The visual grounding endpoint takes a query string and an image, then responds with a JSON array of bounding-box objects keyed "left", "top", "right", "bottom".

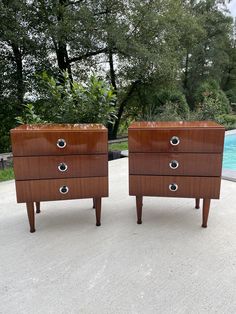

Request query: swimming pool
[
  {"left": 222, "top": 130, "right": 236, "bottom": 181},
  {"left": 223, "top": 132, "right": 236, "bottom": 170}
]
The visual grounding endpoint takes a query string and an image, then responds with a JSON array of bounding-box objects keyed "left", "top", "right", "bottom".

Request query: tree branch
[
  {"left": 68, "top": 48, "right": 108, "bottom": 63},
  {"left": 64, "top": 0, "right": 84, "bottom": 7}
]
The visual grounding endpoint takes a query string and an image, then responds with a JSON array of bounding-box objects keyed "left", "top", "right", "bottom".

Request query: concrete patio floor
[{"left": 1, "top": 157, "right": 236, "bottom": 314}]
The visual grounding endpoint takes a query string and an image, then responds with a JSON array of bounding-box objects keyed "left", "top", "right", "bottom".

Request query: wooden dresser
[
  {"left": 128, "top": 121, "right": 225, "bottom": 228},
  {"left": 11, "top": 124, "right": 108, "bottom": 232}
]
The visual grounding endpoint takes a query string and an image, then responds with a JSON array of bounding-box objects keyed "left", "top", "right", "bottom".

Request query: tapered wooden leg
[
  {"left": 202, "top": 198, "right": 211, "bottom": 228},
  {"left": 95, "top": 197, "right": 101, "bottom": 226},
  {"left": 136, "top": 196, "right": 143, "bottom": 224},
  {"left": 35, "top": 202, "right": 40, "bottom": 213},
  {"left": 195, "top": 198, "right": 200, "bottom": 209},
  {"left": 93, "top": 198, "right": 96, "bottom": 209},
  {"left": 26, "top": 202, "right": 35, "bottom": 233}
]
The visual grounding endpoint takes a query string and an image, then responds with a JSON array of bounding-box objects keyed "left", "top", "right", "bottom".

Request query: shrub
[
  {"left": 139, "top": 89, "right": 190, "bottom": 121},
  {"left": 0, "top": 99, "right": 18, "bottom": 153},
  {"left": 155, "top": 89, "right": 190, "bottom": 118},
  {"left": 196, "top": 96, "right": 226, "bottom": 120},
  {"left": 194, "top": 80, "right": 231, "bottom": 116},
  {"left": 38, "top": 71, "right": 117, "bottom": 125},
  {"left": 216, "top": 114, "right": 236, "bottom": 130},
  {"left": 225, "top": 89, "right": 236, "bottom": 104},
  {"left": 16, "top": 104, "right": 47, "bottom": 124},
  {"left": 158, "top": 101, "right": 182, "bottom": 121}
]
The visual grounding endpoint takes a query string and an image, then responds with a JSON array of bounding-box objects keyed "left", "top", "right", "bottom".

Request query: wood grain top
[
  {"left": 129, "top": 121, "right": 224, "bottom": 129},
  {"left": 11, "top": 124, "right": 107, "bottom": 132}
]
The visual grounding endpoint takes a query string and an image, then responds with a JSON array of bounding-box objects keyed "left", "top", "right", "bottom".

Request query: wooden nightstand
[
  {"left": 11, "top": 124, "right": 108, "bottom": 232},
  {"left": 128, "top": 121, "right": 225, "bottom": 228}
]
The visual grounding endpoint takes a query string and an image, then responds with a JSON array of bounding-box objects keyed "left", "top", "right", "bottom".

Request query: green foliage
[
  {"left": 117, "top": 117, "right": 132, "bottom": 136},
  {"left": 16, "top": 104, "right": 47, "bottom": 125},
  {"left": 109, "top": 141, "right": 128, "bottom": 151},
  {"left": 158, "top": 102, "right": 183, "bottom": 121},
  {"left": 155, "top": 90, "right": 190, "bottom": 118},
  {"left": 0, "top": 99, "right": 18, "bottom": 153},
  {"left": 39, "top": 71, "right": 117, "bottom": 125},
  {"left": 196, "top": 96, "right": 226, "bottom": 120},
  {"left": 1, "top": 0, "right": 236, "bottom": 143},
  {"left": 0, "top": 167, "right": 14, "bottom": 182},
  {"left": 183, "top": 0, "right": 233, "bottom": 106},
  {"left": 137, "top": 88, "right": 190, "bottom": 121},
  {"left": 216, "top": 114, "right": 236, "bottom": 130},
  {"left": 225, "top": 89, "right": 236, "bottom": 104},
  {"left": 194, "top": 80, "right": 231, "bottom": 118}
]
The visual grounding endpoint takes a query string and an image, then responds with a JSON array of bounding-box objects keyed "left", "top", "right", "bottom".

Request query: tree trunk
[
  {"left": 107, "top": 48, "right": 117, "bottom": 139},
  {"left": 183, "top": 52, "right": 189, "bottom": 90},
  {"left": 55, "top": 0, "right": 73, "bottom": 83},
  {"left": 55, "top": 41, "right": 73, "bottom": 82},
  {"left": 108, "top": 49, "right": 117, "bottom": 92},
  {"left": 11, "top": 42, "right": 24, "bottom": 107},
  {"left": 111, "top": 80, "right": 140, "bottom": 139}
]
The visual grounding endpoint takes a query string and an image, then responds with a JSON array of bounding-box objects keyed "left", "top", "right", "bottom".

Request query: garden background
[{"left": 1, "top": 0, "right": 236, "bottom": 153}]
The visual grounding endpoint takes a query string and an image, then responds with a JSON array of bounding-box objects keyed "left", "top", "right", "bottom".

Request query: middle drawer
[
  {"left": 14, "top": 154, "right": 108, "bottom": 180},
  {"left": 129, "top": 152, "right": 222, "bottom": 177}
]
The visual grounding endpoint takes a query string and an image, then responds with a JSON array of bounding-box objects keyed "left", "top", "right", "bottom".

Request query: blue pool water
[{"left": 223, "top": 133, "right": 236, "bottom": 170}]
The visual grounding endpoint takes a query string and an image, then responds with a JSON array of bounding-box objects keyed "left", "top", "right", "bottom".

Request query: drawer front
[
  {"left": 128, "top": 128, "right": 225, "bottom": 153},
  {"left": 129, "top": 153, "right": 222, "bottom": 177},
  {"left": 11, "top": 131, "right": 108, "bottom": 156},
  {"left": 13, "top": 155, "right": 108, "bottom": 180},
  {"left": 129, "top": 175, "right": 221, "bottom": 199},
  {"left": 15, "top": 177, "right": 108, "bottom": 202}
]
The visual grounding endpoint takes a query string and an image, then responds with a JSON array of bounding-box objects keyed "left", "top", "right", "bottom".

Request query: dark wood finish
[
  {"left": 13, "top": 154, "right": 108, "bottom": 180},
  {"left": 26, "top": 202, "right": 35, "bottom": 233},
  {"left": 35, "top": 202, "right": 40, "bottom": 213},
  {"left": 95, "top": 197, "right": 101, "bottom": 226},
  {"left": 202, "top": 199, "right": 211, "bottom": 228},
  {"left": 195, "top": 198, "right": 200, "bottom": 209},
  {"left": 129, "top": 175, "right": 221, "bottom": 199},
  {"left": 10, "top": 124, "right": 108, "bottom": 156},
  {"left": 11, "top": 124, "right": 108, "bottom": 232},
  {"left": 129, "top": 153, "right": 222, "bottom": 177},
  {"left": 93, "top": 198, "right": 96, "bottom": 209},
  {"left": 128, "top": 121, "right": 224, "bottom": 227},
  {"left": 136, "top": 196, "right": 143, "bottom": 224}
]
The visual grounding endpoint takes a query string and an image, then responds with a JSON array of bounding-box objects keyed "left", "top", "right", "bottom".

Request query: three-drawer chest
[
  {"left": 11, "top": 124, "right": 108, "bottom": 232},
  {"left": 128, "top": 121, "right": 225, "bottom": 228}
]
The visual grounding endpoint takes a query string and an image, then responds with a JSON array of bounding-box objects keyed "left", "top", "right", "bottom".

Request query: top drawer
[
  {"left": 11, "top": 124, "right": 108, "bottom": 156},
  {"left": 128, "top": 124, "right": 225, "bottom": 153}
]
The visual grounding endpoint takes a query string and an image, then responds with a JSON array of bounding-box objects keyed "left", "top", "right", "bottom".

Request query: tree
[
  {"left": 180, "top": 0, "right": 233, "bottom": 107},
  {"left": 1, "top": 0, "right": 236, "bottom": 152}
]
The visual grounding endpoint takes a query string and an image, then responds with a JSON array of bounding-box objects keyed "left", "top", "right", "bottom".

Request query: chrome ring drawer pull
[
  {"left": 59, "top": 185, "right": 69, "bottom": 194},
  {"left": 169, "top": 183, "right": 178, "bottom": 192},
  {"left": 169, "top": 160, "right": 179, "bottom": 169},
  {"left": 170, "top": 136, "right": 180, "bottom": 146},
  {"left": 57, "top": 138, "right": 66, "bottom": 148},
  {"left": 58, "top": 163, "right": 68, "bottom": 172}
]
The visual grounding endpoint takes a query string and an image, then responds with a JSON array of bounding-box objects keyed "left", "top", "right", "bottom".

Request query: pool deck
[{"left": 1, "top": 157, "right": 236, "bottom": 313}]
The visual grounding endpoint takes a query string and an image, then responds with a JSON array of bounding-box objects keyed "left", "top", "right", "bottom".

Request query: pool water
[{"left": 223, "top": 134, "right": 236, "bottom": 170}]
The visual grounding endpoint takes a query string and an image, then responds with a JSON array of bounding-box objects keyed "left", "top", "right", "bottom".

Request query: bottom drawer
[
  {"left": 15, "top": 177, "right": 108, "bottom": 203},
  {"left": 129, "top": 175, "right": 221, "bottom": 199}
]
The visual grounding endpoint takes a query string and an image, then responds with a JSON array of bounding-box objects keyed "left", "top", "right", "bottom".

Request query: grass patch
[
  {"left": 109, "top": 141, "right": 128, "bottom": 151},
  {"left": 0, "top": 167, "right": 15, "bottom": 182}
]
